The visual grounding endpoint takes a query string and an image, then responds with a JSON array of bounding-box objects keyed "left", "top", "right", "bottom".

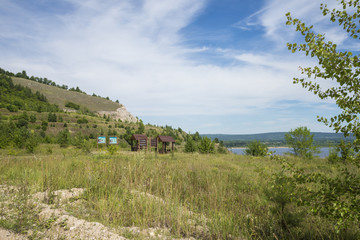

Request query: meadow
[{"left": 0, "top": 146, "right": 358, "bottom": 239}]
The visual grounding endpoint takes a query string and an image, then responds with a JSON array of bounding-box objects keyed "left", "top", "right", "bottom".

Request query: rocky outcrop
[{"left": 97, "top": 106, "right": 137, "bottom": 123}]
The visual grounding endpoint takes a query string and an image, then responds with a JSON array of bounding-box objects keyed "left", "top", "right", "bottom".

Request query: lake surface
[{"left": 230, "top": 147, "right": 332, "bottom": 158}]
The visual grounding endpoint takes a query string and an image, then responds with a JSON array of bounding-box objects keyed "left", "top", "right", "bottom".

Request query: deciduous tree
[
  {"left": 285, "top": 0, "right": 360, "bottom": 231},
  {"left": 284, "top": 126, "right": 318, "bottom": 159}
]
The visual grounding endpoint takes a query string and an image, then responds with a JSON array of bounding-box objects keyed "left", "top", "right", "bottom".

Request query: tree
[
  {"left": 286, "top": 0, "right": 360, "bottom": 148},
  {"left": 29, "top": 114, "right": 36, "bottom": 123},
  {"left": 244, "top": 140, "right": 268, "bottom": 157},
  {"left": 198, "top": 137, "right": 215, "bottom": 154},
  {"left": 285, "top": 0, "right": 360, "bottom": 231},
  {"left": 47, "top": 112, "right": 57, "bottom": 122},
  {"left": 136, "top": 120, "right": 145, "bottom": 134},
  {"left": 192, "top": 131, "right": 201, "bottom": 142},
  {"left": 184, "top": 138, "right": 197, "bottom": 153},
  {"left": 217, "top": 141, "right": 228, "bottom": 154},
  {"left": 41, "top": 120, "right": 48, "bottom": 131},
  {"left": 284, "top": 127, "right": 318, "bottom": 159},
  {"left": 58, "top": 129, "right": 70, "bottom": 148}
]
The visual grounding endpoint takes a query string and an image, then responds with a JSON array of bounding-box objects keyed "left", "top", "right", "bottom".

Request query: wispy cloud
[
  {"left": 233, "top": 7, "right": 268, "bottom": 31},
  {"left": 258, "top": 0, "right": 346, "bottom": 45}
]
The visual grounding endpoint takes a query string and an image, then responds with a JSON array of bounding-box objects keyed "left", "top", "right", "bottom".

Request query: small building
[
  {"left": 157, "top": 136, "right": 175, "bottom": 154},
  {"left": 131, "top": 134, "right": 148, "bottom": 151}
]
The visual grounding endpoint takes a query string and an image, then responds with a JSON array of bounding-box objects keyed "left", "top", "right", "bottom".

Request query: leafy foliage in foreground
[
  {"left": 286, "top": 0, "right": 360, "bottom": 146},
  {"left": 286, "top": 0, "right": 360, "bottom": 232},
  {"left": 274, "top": 156, "right": 360, "bottom": 233}
]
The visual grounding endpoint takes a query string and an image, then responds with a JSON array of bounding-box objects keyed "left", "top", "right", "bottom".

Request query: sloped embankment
[{"left": 0, "top": 185, "right": 209, "bottom": 239}]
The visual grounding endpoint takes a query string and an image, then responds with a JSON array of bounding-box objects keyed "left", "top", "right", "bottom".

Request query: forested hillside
[{"left": 0, "top": 74, "right": 59, "bottom": 113}]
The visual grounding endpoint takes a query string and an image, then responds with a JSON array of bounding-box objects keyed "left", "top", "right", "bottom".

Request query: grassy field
[
  {"left": 0, "top": 147, "right": 358, "bottom": 239},
  {"left": 12, "top": 77, "right": 121, "bottom": 111}
]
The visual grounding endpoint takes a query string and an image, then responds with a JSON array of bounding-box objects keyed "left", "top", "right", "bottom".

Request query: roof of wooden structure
[
  {"left": 158, "top": 136, "right": 175, "bottom": 143},
  {"left": 131, "top": 134, "right": 147, "bottom": 141}
]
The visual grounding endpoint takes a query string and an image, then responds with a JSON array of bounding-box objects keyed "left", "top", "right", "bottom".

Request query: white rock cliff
[{"left": 97, "top": 105, "right": 137, "bottom": 123}]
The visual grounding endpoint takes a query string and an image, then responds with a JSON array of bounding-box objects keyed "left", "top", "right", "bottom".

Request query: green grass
[
  {"left": 0, "top": 147, "right": 358, "bottom": 239},
  {"left": 12, "top": 77, "right": 121, "bottom": 111}
]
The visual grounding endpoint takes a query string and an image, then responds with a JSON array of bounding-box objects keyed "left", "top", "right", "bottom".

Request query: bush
[
  {"left": 107, "top": 145, "right": 117, "bottom": 155},
  {"left": 244, "top": 140, "right": 268, "bottom": 156},
  {"left": 41, "top": 121, "right": 48, "bottom": 131},
  {"left": 80, "top": 139, "right": 92, "bottom": 153},
  {"left": 184, "top": 138, "right": 197, "bottom": 153},
  {"left": 198, "top": 137, "right": 215, "bottom": 154},
  {"left": 65, "top": 101, "right": 80, "bottom": 110},
  {"left": 327, "top": 147, "right": 339, "bottom": 164},
  {"left": 217, "top": 141, "right": 228, "bottom": 154},
  {"left": 337, "top": 140, "right": 354, "bottom": 163},
  {"left": 47, "top": 112, "right": 57, "bottom": 122},
  {"left": 6, "top": 104, "right": 18, "bottom": 112},
  {"left": 24, "top": 133, "right": 39, "bottom": 153},
  {"left": 29, "top": 114, "right": 36, "bottom": 123},
  {"left": 57, "top": 129, "right": 70, "bottom": 148},
  {"left": 77, "top": 117, "right": 88, "bottom": 124}
]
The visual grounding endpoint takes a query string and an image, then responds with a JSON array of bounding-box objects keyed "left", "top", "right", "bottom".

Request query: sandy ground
[
  {"left": 0, "top": 185, "right": 206, "bottom": 240},
  {"left": 0, "top": 228, "right": 27, "bottom": 240}
]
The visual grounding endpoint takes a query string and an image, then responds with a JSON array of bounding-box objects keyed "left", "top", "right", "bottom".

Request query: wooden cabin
[
  {"left": 157, "top": 136, "right": 175, "bottom": 154},
  {"left": 131, "top": 134, "right": 147, "bottom": 151}
]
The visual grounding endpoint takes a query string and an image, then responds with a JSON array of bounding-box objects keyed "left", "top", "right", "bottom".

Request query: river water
[{"left": 230, "top": 147, "right": 332, "bottom": 158}]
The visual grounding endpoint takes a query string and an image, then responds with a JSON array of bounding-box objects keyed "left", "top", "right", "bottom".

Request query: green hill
[
  {"left": 12, "top": 77, "right": 121, "bottom": 112},
  {"left": 0, "top": 69, "right": 187, "bottom": 152},
  {"left": 0, "top": 74, "right": 59, "bottom": 113}
]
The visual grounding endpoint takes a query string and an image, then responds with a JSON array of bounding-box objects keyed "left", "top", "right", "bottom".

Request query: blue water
[{"left": 230, "top": 147, "right": 331, "bottom": 158}]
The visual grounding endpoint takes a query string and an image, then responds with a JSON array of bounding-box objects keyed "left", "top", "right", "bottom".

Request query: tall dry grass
[{"left": 0, "top": 145, "right": 358, "bottom": 239}]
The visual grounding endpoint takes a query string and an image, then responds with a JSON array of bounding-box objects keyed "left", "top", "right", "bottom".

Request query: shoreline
[{"left": 229, "top": 146, "right": 290, "bottom": 149}]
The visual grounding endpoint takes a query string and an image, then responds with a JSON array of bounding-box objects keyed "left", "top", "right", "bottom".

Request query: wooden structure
[
  {"left": 131, "top": 134, "right": 148, "bottom": 151},
  {"left": 157, "top": 136, "right": 175, "bottom": 154},
  {"left": 150, "top": 138, "right": 158, "bottom": 152}
]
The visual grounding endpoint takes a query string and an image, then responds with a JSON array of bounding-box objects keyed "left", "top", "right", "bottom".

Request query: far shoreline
[{"left": 229, "top": 146, "right": 290, "bottom": 149}]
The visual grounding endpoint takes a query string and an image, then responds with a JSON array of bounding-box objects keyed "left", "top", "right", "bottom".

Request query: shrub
[
  {"left": 57, "top": 129, "right": 70, "bottom": 148},
  {"left": 107, "top": 145, "right": 117, "bottom": 155},
  {"left": 24, "top": 133, "right": 39, "bottom": 153},
  {"left": 65, "top": 101, "right": 80, "bottom": 110},
  {"left": 29, "top": 114, "right": 36, "bottom": 123},
  {"left": 47, "top": 112, "right": 57, "bottom": 122},
  {"left": 217, "top": 141, "right": 228, "bottom": 154},
  {"left": 184, "top": 138, "right": 197, "bottom": 153},
  {"left": 327, "top": 147, "right": 339, "bottom": 164},
  {"left": 41, "top": 121, "right": 48, "bottom": 131},
  {"left": 244, "top": 140, "right": 268, "bottom": 156},
  {"left": 6, "top": 104, "right": 18, "bottom": 112},
  {"left": 198, "top": 137, "right": 215, "bottom": 154},
  {"left": 77, "top": 117, "right": 88, "bottom": 124}
]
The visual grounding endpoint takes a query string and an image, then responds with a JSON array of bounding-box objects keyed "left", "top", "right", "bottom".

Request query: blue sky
[{"left": 0, "top": 0, "right": 350, "bottom": 134}]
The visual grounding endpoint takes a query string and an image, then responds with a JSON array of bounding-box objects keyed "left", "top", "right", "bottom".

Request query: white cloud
[{"left": 0, "top": 0, "right": 338, "bottom": 127}]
